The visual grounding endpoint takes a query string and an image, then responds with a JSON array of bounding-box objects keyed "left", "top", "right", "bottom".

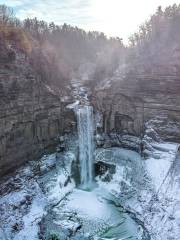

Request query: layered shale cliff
[
  {"left": 0, "top": 50, "right": 74, "bottom": 176},
  {"left": 91, "top": 5, "right": 180, "bottom": 142},
  {"left": 92, "top": 70, "right": 180, "bottom": 142}
]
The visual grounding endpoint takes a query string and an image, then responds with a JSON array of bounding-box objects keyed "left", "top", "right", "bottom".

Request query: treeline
[
  {"left": 0, "top": 5, "right": 32, "bottom": 62},
  {"left": 0, "top": 5, "right": 125, "bottom": 88},
  {"left": 23, "top": 18, "right": 125, "bottom": 82},
  {"left": 128, "top": 4, "right": 180, "bottom": 74},
  {"left": 129, "top": 4, "right": 180, "bottom": 47}
]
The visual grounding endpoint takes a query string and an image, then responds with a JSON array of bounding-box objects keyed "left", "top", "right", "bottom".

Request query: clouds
[
  {"left": 1, "top": 0, "right": 25, "bottom": 7},
  {"left": 0, "top": 0, "right": 92, "bottom": 24},
  {"left": 0, "top": 0, "right": 180, "bottom": 41},
  {"left": 14, "top": 0, "right": 92, "bottom": 25}
]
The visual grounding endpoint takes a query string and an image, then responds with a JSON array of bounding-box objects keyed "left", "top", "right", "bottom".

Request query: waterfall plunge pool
[
  {"left": 56, "top": 105, "right": 146, "bottom": 239},
  {"left": 53, "top": 185, "right": 143, "bottom": 240}
]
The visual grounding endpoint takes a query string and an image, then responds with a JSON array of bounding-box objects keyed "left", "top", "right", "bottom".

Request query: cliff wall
[
  {"left": 93, "top": 73, "right": 180, "bottom": 141},
  {"left": 0, "top": 51, "right": 74, "bottom": 176}
]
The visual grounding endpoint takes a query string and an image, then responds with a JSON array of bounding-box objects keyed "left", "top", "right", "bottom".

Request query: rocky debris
[
  {"left": 0, "top": 174, "right": 41, "bottom": 239},
  {"left": 96, "top": 133, "right": 141, "bottom": 152},
  {"left": 141, "top": 119, "right": 179, "bottom": 159},
  {"left": 56, "top": 136, "right": 66, "bottom": 152},
  {"left": 0, "top": 132, "right": 146, "bottom": 240},
  {"left": 95, "top": 147, "right": 148, "bottom": 200},
  {"left": 38, "top": 154, "right": 57, "bottom": 175},
  {"left": 0, "top": 145, "right": 77, "bottom": 240},
  {"left": 39, "top": 213, "right": 82, "bottom": 240},
  {"left": 145, "top": 117, "right": 180, "bottom": 142},
  {"left": 96, "top": 139, "right": 179, "bottom": 240},
  {"left": 95, "top": 161, "right": 116, "bottom": 182},
  {"left": 71, "top": 159, "right": 80, "bottom": 186},
  {"left": 95, "top": 134, "right": 105, "bottom": 148}
]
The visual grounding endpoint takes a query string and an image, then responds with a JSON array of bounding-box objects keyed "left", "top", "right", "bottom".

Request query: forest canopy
[
  {"left": 0, "top": 4, "right": 125, "bottom": 87},
  {"left": 1, "top": 3, "right": 180, "bottom": 85}
]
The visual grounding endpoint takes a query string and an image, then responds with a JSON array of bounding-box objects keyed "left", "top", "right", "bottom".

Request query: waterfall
[{"left": 77, "top": 106, "right": 95, "bottom": 187}]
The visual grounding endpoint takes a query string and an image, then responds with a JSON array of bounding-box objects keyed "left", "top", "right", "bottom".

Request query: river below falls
[{"left": 54, "top": 186, "right": 141, "bottom": 240}]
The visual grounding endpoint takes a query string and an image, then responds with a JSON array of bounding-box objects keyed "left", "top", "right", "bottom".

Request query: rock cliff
[
  {"left": 92, "top": 71, "right": 180, "bottom": 141},
  {"left": 0, "top": 50, "right": 74, "bottom": 176}
]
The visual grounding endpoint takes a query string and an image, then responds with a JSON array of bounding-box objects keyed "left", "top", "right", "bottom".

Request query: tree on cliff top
[
  {"left": 127, "top": 4, "right": 180, "bottom": 74},
  {"left": 0, "top": 5, "right": 15, "bottom": 25},
  {"left": 0, "top": 4, "right": 125, "bottom": 89},
  {"left": 0, "top": 5, "right": 32, "bottom": 54}
]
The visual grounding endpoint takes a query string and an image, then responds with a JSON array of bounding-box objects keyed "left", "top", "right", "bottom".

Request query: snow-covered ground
[
  {"left": 0, "top": 137, "right": 179, "bottom": 240},
  {"left": 54, "top": 187, "right": 141, "bottom": 239},
  {"left": 13, "top": 196, "right": 47, "bottom": 240},
  {"left": 0, "top": 152, "right": 75, "bottom": 240},
  {"left": 145, "top": 142, "right": 178, "bottom": 191},
  {"left": 95, "top": 141, "right": 180, "bottom": 240}
]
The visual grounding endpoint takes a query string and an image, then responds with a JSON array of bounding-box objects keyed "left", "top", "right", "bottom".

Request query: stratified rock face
[
  {"left": 93, "top": 72, "right": 180, "bottom": 141},
  {"left": 0, "top": 51, "right": 74, "bottom": 176},
  {"left": 93, "top": 89, "right": 143, "bottom": 136}
]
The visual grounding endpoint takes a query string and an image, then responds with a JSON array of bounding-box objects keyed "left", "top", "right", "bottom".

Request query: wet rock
[
  {"left": 96, "top": 133, "right": 141, "bottom": 152},
  {"left": 12, "top": 222, "right": 23, "bottom": 232},
  {"left": 95, "top": 161, "right": 116, "bottom": 182},
  {"left": 64, "top": 176, "right": 72, "bottom": 187},
  {"left": 57, "top": 136, "right": 66, "bottom": 152},
  {"left": 56, "top": 143, "right": 66, "bottom": 152},
  {"left": 95, "top": 134, "right": 105, "bottom": 147},
  {"left": 38, "top": 154, "right": 57, "bottom": 175},
  {"left": 71, "top": 160, "right": 80, "bottom": 185}
]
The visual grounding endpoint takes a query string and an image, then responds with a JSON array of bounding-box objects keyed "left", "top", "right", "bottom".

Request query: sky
[{"left": 1, "top": 0, "right": 180, "bottom": 42}]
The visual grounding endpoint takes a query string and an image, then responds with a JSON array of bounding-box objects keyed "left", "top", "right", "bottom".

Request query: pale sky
[{"left": 1, "top": 0, "right": 180, "bottom": 42}]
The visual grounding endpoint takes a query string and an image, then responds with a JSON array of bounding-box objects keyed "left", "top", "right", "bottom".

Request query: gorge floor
[{"left": 0, "top": 135, "right": 179, "bottom": 240}]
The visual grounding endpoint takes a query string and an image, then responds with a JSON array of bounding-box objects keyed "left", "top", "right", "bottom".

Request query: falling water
[{"left": 77, "top": 106, "right": 95, "bottom": 187}]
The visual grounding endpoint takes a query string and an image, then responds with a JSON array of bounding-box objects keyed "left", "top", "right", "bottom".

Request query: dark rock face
[
  {"left": 95, "top": 161, "right": 116, "bottom": 181},
  {"left": 93, "top": 89, "right": 144, "bottom": 136},
  {"left": 93, "top": 73, "right": 180, "bottom": 141},
  {"left": 0, "top": 51, "right": 75, "bottom": 176}
]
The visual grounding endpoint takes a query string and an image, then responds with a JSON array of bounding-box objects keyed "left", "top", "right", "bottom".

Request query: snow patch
[
  {"left": 145, "top": 142, "right": 178, "bottom": 190},
  {"left": 13, "top": 196, "right": 47, "bottom": 240}
]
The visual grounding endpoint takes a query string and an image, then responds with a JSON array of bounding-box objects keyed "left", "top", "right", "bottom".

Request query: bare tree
[{"left": 0, "top": 5, "right": 15, "bottom": 25}]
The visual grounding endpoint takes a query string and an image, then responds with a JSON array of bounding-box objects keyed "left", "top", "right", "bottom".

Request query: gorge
[{"left": 0, "top": 3, "right": 180, "bottom": 240}]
